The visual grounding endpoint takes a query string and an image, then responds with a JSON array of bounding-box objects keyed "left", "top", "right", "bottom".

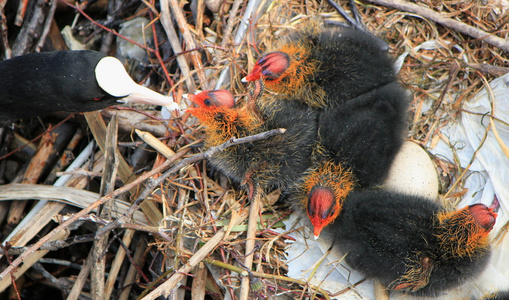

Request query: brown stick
[
  {"left": 239, "top": 187, "right": 262, "bottom": 300},
  {"left": 168, "top": 0, "right": 208, "bottom": 88},
  {"left": 159, "top": 0, "right": 197, "bottom": 92},
  {"left": 7, "top": 132, "right": 56, "bottom": 229},
  {"left": 365, "top": 0, "right": 509, "bottom": 52}
]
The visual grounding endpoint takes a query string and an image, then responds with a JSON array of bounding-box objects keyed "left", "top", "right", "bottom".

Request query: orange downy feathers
[
  {"left": 188, "top": 105, "right": 260, "bottom": 145},
  {"left": 435, "top": 204, "right": 496, "bottom": 259},
  {"left": 247, "top": 42, "right": 326, "bottom": 109},
  {"left": 187, "top": 90, "right": 262, "bottom": 146},
  {"left": 389, "top": 255, "right": 433, "bottom": 293}
]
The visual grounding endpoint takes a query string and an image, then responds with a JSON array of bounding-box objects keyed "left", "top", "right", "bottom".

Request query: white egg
[{"left": 384, "top": 141, "right": 439, "bottom": 200}]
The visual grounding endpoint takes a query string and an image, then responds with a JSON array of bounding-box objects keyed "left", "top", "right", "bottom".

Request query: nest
[{"left": 0, "top": 0, "right": 508, "bottom": 299}]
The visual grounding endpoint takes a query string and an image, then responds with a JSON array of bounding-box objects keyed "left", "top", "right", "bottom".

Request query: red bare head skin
[
  {"left": 188, "top": 90, "right": 235, "bottom": 109},
  {"left": 307, "top": 186, "right": 338, "bottom": 239},
  {"left": 468, "top": 204, "right": 497, "bottom": 231},
  {"left": 245, "top": 51, "right": 290, "bottom": 82}
]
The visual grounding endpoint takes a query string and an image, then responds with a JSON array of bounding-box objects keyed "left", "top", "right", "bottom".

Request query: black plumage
[
  {"left": 187, "top": 90, "right": 319, "bottom": 197},
  {"left": 332, "top": 189, "right": 496, "bottom": 296},
  {"left": 244, "top": 0, "right": 409, "bottom": 189},
  {"left": 318, "top": 81, "right": 408, "bottom": 187},
  {"left": 0, "top": 50, "right": 176, "bottom": 126},
  {"left": 245, "top": 22, "right": 395, "bottom": 109}
]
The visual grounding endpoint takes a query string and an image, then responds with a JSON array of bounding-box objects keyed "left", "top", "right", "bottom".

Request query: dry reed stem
[{"left": 239, "top": 187, "right": 262, "bottom": 299}]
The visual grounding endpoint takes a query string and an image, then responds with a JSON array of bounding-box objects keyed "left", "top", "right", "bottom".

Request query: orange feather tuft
[
  {"left": 188, "top": 105, "right": 261, "bottom": 146},
  {"left": 435, "top": 204, "right": 496, "bottom": 259},
  {"left": 389, "top": 255, "right": 433, "bottom": 293}
]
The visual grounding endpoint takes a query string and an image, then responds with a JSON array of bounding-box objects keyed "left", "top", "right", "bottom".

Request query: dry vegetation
[{"left": 0, "top": 0, "right": 508, "bottom": 299}]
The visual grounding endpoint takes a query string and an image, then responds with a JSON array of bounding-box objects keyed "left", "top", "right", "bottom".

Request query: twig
[
  {"left": 432, "top": 60, "right": 460, "bottom": 115},
  {"left": 0, "top": 7, "right": 11, "bottom": 58},
  {"left": 6, "top": 131, "right": 56, "bottom": 227},
  {"left": 90, "top": 115, "right": 118, "bottom": 299},
  {"left": 214, "top": 0, "right": 264, "bottom": 89},
  {"left": 14, "top": 0, "right": 29, "bottom": 26},
  {"left": 118, "top": 237, "right": 147, "bottom": 299},
  {"left": 0, "top": 153, "right": 179, "bottom": 281},
  {"left": 35, "top": 0, "right": 56, "bottom": 51},
  {"left": 12, "top": 0, "right": 50, "bottom": 56},
  {"left": 32, "top": 262, "right": 73, "bottom": 290},
  {"left": 3, "top": 234, "right": 96, "bottom": 255},
  {"left": 0, "top": 114, "right": 74, "bottom": 160},
  {"left": 365, "top": 0, "right": 509, "bottom": 52},
  {"left": 159, "top": 0, "right": 197, "bottom": 92},
  {"left": 103, "top": 230, "right": 134, "bottom": 299},
  {"left": 239, "top": 187, "right": 262, "bottom": 300},
  {"left": 204, "top": 258, "right": 332, "bottom": 299},
  {"left": 168, "top": 0, "right": 207, "bottom": 88},
  {"left": 97, "top": 128, "right": 286, "bottom": 236},
  {"left": 220, "top": 0, "right": 243, "bottom": 48}
]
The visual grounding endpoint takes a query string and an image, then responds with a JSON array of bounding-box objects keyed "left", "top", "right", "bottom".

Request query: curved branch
[{"left": 365, "top": 0, "right": 509, "bottom": 52}]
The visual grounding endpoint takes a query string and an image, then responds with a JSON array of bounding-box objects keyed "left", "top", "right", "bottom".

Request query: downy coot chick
[
  {"left": 0, "top": 50, "right": 178, "bottom": 126},
  {"left": 243, "top": 0, "right": 395, "bottom": 109},
  {"left": 187, "top": 90, "right": 318, "bottom": 198},
  {"left": 245, "top": 0, "right": 409, "bottom": 188},
  {"left": 333, "top": 189, "right": 496, "bottom": 296}
]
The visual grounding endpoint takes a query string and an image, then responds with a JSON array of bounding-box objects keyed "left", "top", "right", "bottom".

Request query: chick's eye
[
  {"left": 262, "top": 70, "right": 279, "bottom": 81},
  {"left": 203, "top": 98, "right": 212, "bottom": 106},
  {"left": 324, "top": 207, "right": 335, "bottom": 219}
]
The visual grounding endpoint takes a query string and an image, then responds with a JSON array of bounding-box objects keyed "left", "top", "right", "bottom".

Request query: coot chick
[
  {"left": 243, "top": 0, "right": 395, "bottom": 109},
  {"left": 292, "top": 159, "right": 355, "bottom": 238},
  {"left": 333, "top": 189, "right": 496, "bottom": 296},
  {"left": 187, "top": 90, "right": 318, "bottom": 198}
]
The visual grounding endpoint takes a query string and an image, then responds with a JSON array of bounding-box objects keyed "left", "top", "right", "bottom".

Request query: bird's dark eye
[
  {"left": 324, "top": 207, "right": 335, "bottom": 219},
  {"left": 262, "top": 71, "right": 279, "bottom": 81},
  {"left": 204, "top": 98, "right": 212, "bottom": 106}
]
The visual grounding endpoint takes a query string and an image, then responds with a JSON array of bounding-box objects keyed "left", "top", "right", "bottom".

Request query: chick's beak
[
  {"left": 242, "top": 65, "right": 261, "bottom": 83},
  {"left": 308, "top": 211, "right": 335, "bottom": 240},
  {"left": 313, "top": 222, "right": 326, "bottom": 240},
  {"left": 187, "top": 93, "right": 198, "bottom": 105}
]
